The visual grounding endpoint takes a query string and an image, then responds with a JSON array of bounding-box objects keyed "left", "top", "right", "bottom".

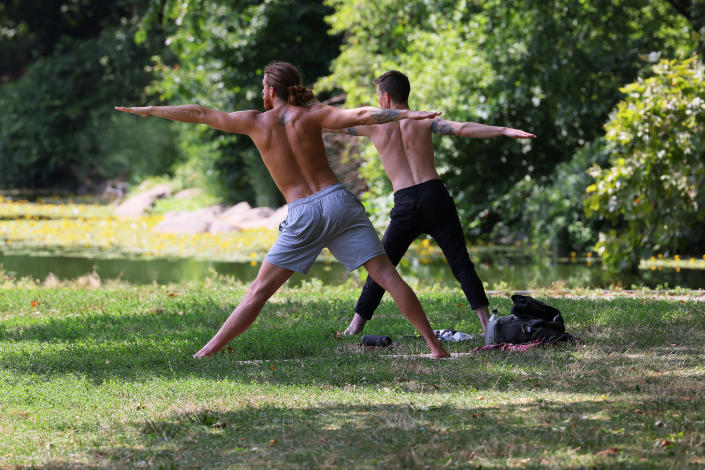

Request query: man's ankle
[
  {"left": 476, "top": 305, "right": 490, "bottom": 331},
  {"left": 343, "top": 312, "right": 367, "bottom": 335}
]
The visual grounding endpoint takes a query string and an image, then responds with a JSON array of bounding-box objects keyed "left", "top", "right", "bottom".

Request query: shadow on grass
[{"left": 17, "top": 399, "right": 704, "bottom": 469}]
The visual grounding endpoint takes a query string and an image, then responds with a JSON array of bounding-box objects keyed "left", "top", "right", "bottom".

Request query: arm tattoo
[
  {"left": 430, "top": 119, "right": 455, "bottom": 135},
  {"left": 344, "top": 127, "right": 359, "bottom": 136},
  {"left": 371, "top": 109, "right": 402, "bottom": 123}
]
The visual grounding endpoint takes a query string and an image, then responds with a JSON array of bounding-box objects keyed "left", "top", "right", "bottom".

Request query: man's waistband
[
  {"left": 393, "top": 178, "right": 445, "bottom": 199},
  {"left": 288, "top": 183, "right": 346, "bottom": 208}
]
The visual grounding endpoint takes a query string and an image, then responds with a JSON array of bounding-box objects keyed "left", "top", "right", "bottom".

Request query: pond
[{"left": 1, "top": 252, "right": 703, "bottom": 289}]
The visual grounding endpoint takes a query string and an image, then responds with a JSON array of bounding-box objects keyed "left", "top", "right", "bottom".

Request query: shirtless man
[
  {"left": 326, "top": 70, "right": 535, "bottom": 335},
  {"left": 116, "top": 61, "right": 450, "bottom": 358}
]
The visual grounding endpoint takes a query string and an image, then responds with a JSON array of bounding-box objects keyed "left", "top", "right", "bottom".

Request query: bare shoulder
[
  {"left": 201, "top": 108, "right": 262, "bottom": 134},
  {"left": 232, "top": 109, "right": 262, "bottom": 125},
  {"left": 236, "top": 109, "right": 262, "bottom": 119},
  {"left": 303, "top": 103, "right": 334, "bottom": 117}
]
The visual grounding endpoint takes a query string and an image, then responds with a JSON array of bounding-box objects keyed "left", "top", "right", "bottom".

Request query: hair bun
[{"left": 288, "top": 85, "right": 315, "bottom": 106}]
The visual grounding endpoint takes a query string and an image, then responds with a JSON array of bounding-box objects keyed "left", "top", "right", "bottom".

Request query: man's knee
[
  {"left": 246, "top": 278, "right": 277, "bottom": 304},
  {"left": 365, "top": 257, "right": 398, "bottom": 290}
]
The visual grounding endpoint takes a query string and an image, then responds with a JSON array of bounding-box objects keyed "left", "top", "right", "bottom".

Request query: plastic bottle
[{"left": 485, "top": 309, "right": 500, "bottom": 345}]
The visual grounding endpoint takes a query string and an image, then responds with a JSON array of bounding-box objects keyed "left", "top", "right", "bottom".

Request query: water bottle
[
  {"left": 489, "top": 309, "right": 499, "bottom": 322},
  {"left": 485, "top": 309, "right": 500, "bottom": 345}
]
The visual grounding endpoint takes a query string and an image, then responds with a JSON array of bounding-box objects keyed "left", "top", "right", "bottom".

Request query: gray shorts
[{"left": 265, "top": 183, "right": 386, "bottom": 274}]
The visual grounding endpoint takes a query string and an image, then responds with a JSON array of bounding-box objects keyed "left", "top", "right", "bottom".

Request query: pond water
[{"left": 1, "top": 252, "right": 703, "bottom": 289}]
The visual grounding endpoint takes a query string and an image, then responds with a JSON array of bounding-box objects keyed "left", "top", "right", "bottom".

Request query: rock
[
  {"left": 172, "top": 188, "right": 203, "bottom": 200},
  {"left": 114, "top": 184, "right": 172, "bottom": 217},
  {"left": 209, "top": 205, "right": 287, "bottom": 233},
  {"left": 150, "top": 200, "right": 287, "bottom": 234},
  {"left": 219, "top": 201, "right": 252, "bottom": 219},
  {"left": 236, "top": 205, "right": 287, "bottom": 230},
  {"left": 153, "top": 205, "right": 225, "bottom": 233}
]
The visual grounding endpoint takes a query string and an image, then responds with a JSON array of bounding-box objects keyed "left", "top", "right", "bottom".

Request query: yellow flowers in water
[
  {"left": 642, "top": 252, "right": 705, "bottom": 271},
  {"left": 0, "top": 200, "right": 278, "bottom": 262}
]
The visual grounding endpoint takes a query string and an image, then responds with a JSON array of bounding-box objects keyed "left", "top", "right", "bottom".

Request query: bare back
[
  {"left": 248, "top": 104, "right": 340, "bottom": 203},
  {"left": 362, "top": 119, "right": 440, "bottom": 192}
]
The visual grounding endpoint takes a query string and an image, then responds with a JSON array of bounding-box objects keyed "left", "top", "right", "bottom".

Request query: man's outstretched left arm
[
  {"left": 430, "top": 118, "right": 536, "bottom": 139},
  {"left": 115, "top": 105, "right": 258, "bottom": 135}
]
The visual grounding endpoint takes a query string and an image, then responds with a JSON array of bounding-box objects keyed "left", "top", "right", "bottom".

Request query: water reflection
[{"left": 1, "top": 253, "right": 703, "bottom": 289}]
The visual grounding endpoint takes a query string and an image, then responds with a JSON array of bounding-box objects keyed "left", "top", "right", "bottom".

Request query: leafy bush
[
  {"left": 490, "top": 139, "right": 610, "bottom": 255},
  {"left": 585, "top": 56, "right": 705, "bottom": 272}
]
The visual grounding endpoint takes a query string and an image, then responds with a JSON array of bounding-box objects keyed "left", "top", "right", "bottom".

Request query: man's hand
[
  {"left": 502, "top": 127, "right": 536, "bottom": 139},
  {"left": 407, "top": 110, "right": 442, "bottom": 120},
  {"left": 114, "top": 106, "right": 151, "bottom": 117}
]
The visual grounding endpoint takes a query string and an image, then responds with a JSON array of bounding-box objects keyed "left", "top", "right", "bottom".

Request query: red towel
[{"left": 471, "top": 339, "right": 544, "bottom": 352}]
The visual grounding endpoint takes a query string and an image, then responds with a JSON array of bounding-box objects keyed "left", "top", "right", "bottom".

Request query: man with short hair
[
  {"left": 326, "top": 70, "right": 536, "bottom": 335},
  {"left": 116, "top": 61, "right": 450, "bottom": 358}
]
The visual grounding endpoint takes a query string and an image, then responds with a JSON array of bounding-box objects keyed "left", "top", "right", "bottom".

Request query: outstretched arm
[
  {"left": 115, "top": 105, "right": 258, "bottom": 135},
  {"left": 318, "top": 105, "right": 441, "bottom": 130},
  {"left": 430, "top": 118, "right": 536, "bottom": 139}
]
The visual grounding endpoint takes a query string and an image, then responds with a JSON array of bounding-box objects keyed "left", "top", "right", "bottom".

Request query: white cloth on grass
[{"left": 434, "top": 329, "right": 474, "bottom": 342}]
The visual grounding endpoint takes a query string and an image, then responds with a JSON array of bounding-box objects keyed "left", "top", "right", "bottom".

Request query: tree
[
  {"left": 665, "top": 0, "right": 705, "bottom": 53},
  {"left": 0, "top": 1, "right": 176, "bottom": 190},
  {"left": 585, "top": 56, "right": 705, "bottom": 273}
]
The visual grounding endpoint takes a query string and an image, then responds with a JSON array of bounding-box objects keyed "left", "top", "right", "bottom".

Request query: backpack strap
[{"left": 510, "top": 294, "right": 564, "bottom": 323}]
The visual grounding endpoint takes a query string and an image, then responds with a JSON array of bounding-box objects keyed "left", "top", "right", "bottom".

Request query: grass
[{"left": 1, "top": 274, "right": 704, "bottom": 469}]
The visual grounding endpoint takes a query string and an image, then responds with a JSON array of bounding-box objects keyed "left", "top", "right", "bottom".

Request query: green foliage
[
  {"left": 665, "top": 0, "right": 705, "bottom": 53},
  {"left": 319, "top": 0, "right": 698, "bottom": 226},
  {"left": 585, "top": 57, "right": 705, "bottom": 272},
  {"left": 142, "top": 0, "right": 341, "bottom": 206},
  {"left": 0, "top": 5, "right": 176, "bottom": 190},
  {"left": 490, "top": 139, "right": 610, "bottom": 255},
  {"left": 0, "top": 0, "right": 150, "bottom": 77}
]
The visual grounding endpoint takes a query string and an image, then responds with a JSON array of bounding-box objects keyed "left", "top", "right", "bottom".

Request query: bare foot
[
  {"left": 343, "top": 313, "right": 367, "bottom": 335},
  {"left": 428, "top": 337, "right": 450, "bottom": 358},
  {"left": 193, "top": 343, "right": 221, "bottom": 358}
]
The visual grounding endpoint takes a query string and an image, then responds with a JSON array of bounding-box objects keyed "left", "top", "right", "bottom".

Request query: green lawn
[{"left": 1, "top": 277, "right": 704, "bottom": 469}]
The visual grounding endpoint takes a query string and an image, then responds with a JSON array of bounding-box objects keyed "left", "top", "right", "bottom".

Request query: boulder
[
  {"left": 209, "top": 205, "right": 287, "bottom": 233},
  {"left": 153, "top": 205, "right": 225, "bottom": 233},
  {"left": 219, "top": 201, "right": 252, "bottom": 219},
  {"left": 114, "top": 184, "right": 172, "bottom": 217},
  {"left": 172, "top": 188, "right": 203, "bottom": 200},
  {"left": 236, "top": 205, "right": 287, "bottom": 230},
  {"left": 149, "top": 201, "right": 288, "bottom": 234}
]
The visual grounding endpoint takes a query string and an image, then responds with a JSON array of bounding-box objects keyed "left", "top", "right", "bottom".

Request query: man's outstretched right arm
[
  {"left": 115, "top": 105, "right": 258, "bottom": 135},
  {"left": 430, "top": 118, "right": 536, "bottom": 139}
]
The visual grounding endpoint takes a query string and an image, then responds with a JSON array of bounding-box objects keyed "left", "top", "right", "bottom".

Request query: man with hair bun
[
  {"left": 116, "top": 61, "right": 450, "bottom": 358},
  {"left": 326, "top": 70, "right": 536, "bottom": 335}
]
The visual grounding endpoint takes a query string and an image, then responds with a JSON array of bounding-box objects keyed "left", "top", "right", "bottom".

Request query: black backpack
[{"left": 484, "top": 295, "right": 566, "bottom": 345}]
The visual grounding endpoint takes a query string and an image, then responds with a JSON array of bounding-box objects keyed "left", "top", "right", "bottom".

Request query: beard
[{"left": 263, "top": 94, "right": 273, "bottom": 110}]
